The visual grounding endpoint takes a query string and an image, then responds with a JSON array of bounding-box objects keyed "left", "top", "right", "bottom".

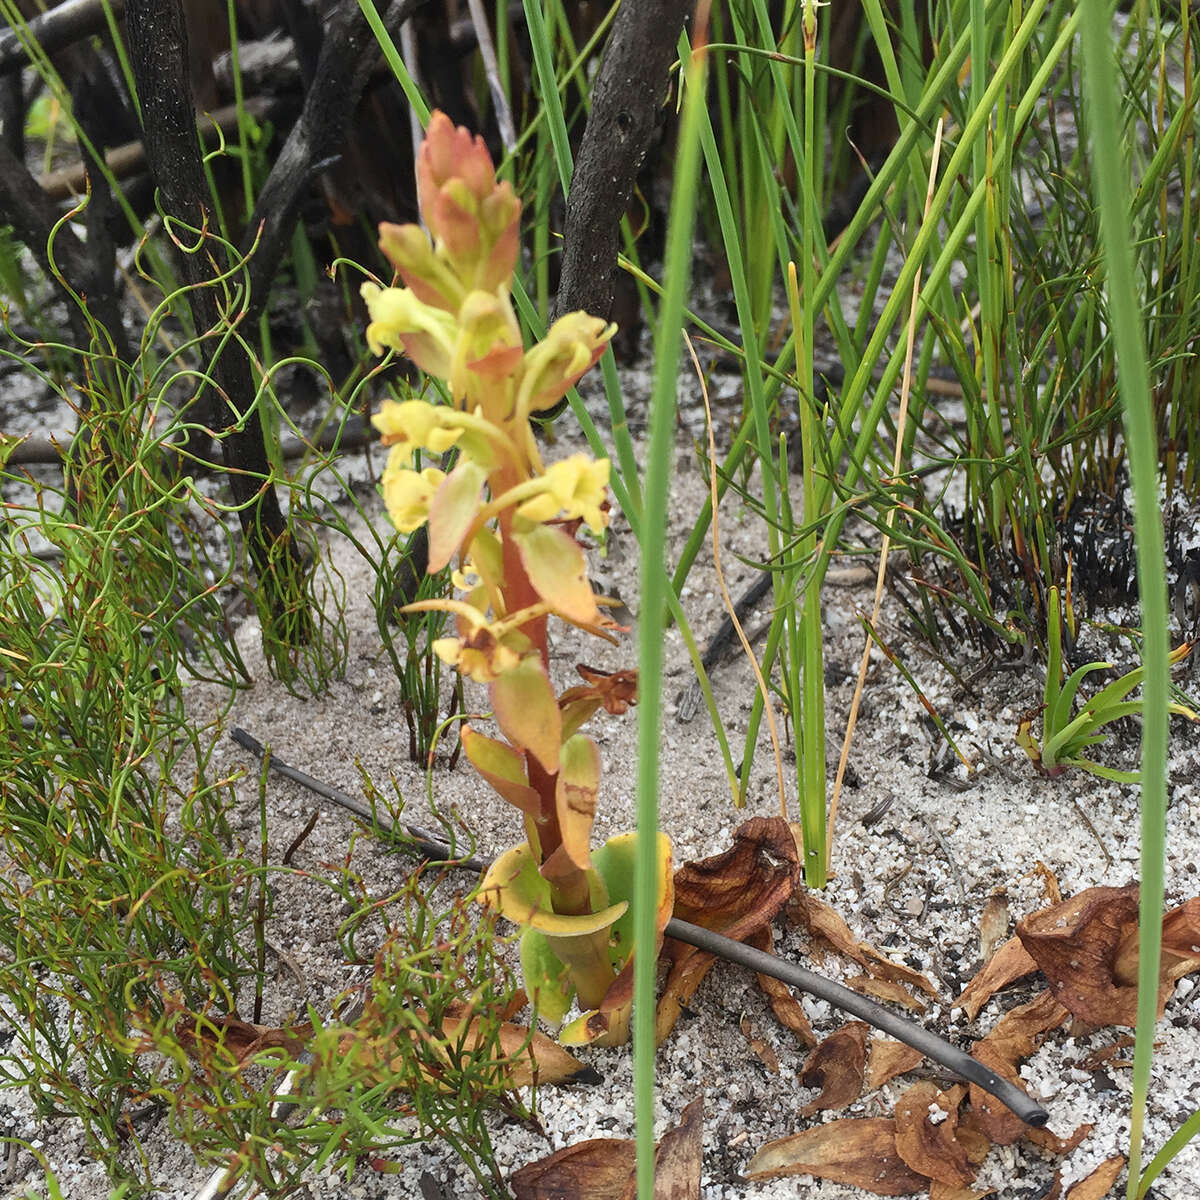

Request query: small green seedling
[{"left": 1017, "top": 586, "right": 1196, "bottom": 781}]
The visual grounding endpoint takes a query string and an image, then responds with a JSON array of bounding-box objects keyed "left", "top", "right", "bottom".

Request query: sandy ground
[{"left": 4, "top": 391, "right": 1199, "bottom": 1199}]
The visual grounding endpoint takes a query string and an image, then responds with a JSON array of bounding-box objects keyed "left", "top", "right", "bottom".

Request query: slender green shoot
[{"left": 1080, "top": 3, "right": 1173, "bottom": 1194}]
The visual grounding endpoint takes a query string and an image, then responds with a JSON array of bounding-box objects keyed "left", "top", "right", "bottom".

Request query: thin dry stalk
[
  {"left": 827, "top": 119, "right": 946, "bottom": 869},
  {"left": 687, "top": 331, "right": 789, "bottom": 821}
]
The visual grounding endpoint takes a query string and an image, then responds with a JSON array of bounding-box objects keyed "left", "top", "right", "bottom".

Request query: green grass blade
[
  {"left": 1137, "top": 1106, "right": 1200, "bottom": 1198},
  {"left": 634, "top": 19, "right": 708, "bottom": 1199},
  {"left": 1080, "top": 4, "right": 1171, "bottom": 1195}
]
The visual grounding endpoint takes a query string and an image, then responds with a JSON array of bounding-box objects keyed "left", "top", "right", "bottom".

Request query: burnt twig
[
  {"left": 125, "top": 0, "right": 309, "bottom": 637},
  {"left": 554, "top": 0, "right": 692, "bottom": 323},
  {"left": 0, "top": 0, "right": 126, "bottom": 76}
]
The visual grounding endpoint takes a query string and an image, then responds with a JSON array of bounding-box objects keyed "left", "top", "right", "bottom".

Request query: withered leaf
[
  {"left": 1027, "top": 1121, "right": 1093, "bottom": 1154},
  {"left": 740, "top": 1014, "right": 780, "bottom": 1074},
  {"left": 860, "top": 945, "right": 940, "bottom": 1000},
  {"left": 511, "top": 1137, "right": 635, "bottom": 1199},
  {"left": 746, "top": 1118, "right": 928, "bottom": 1194},
  {"left": 847, "top": 975, "right": 927, "bottom": 1012},
  {"left": 1027, "top": 861, "right": 1063, "bottom": 905},
  {"left": 797, "top": 1022, "right": 868, "bottom": 1115},
  {"left": 620, "top": 1097, "right": 703, "bottom": 1200},
  {"left": 956, "top": 937, "right": 1039, "bottom": 1021},
  {"left": 1159, "top": 896, "right": 1200, "bottom": 980},
  {"left": 670, "top": 817, "right": 800, "bottom": 926},
  {"left": 1018, "top": 885, "right": 1143, "bottom": 1026},
  {"left": 980, "top": 891, "right": 1010, "bottom": 961},
  {"left": 658, "top": 818, "right": 801, "bottom": 1042},
  {"left": 747, "top": 925, "right": 817, "bottom": 1049},
  {"left": 1116, "top": 896, "right": 1200, "bottom": 1000},
  {"left": 969, "top": 990, "right": 1069, "bottom": 1145},
  {"left": 512, "top": 1099, "right": 703, "bottom": 1200},
  {"left": 893, "top": 1080, "right": 976, "bottom": 1188},
  {"left": 173, "top": 1013, "right": 312, "bottom": 1067},
  {"left": 790, "top": 892, "right": 869, "bottom": 966},
  {"left": 1063, "top": 1155, "right": 1125, "bottom": 1200},
  {"left": 867, "top": 1038, "right": 925, "bottom": 1089}
]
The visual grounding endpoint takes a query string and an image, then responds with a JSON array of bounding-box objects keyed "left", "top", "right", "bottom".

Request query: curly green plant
[
  {"left": 1017, "top": 586, "right": 1196, "bottom": 780},
  {"left": 361, "top": 112, "right": 673, "bottom": 1047}
]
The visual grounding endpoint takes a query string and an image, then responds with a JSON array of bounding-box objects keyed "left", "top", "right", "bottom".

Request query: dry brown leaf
[
  {"left": 1018, "top": 885, "right": 1143, "bottom": 1026},
  {"left": 511, "top": 1137, "right": 636, "bottom": 1199},
  {"left": 620, "top": 1097, "right": 703, "bottom": 1200},
  {"left": 1027, "top": 1121, "right": 1094, "bottom": 1154},
  {"left": 745, "top": 1118, "right": 928, "bottom": 1194},
  {"left": 512, "top": 1100, "right": 704, "bottom": 1200},
  {"left": 1116, "top": 896, "right": 1200, "bottom": 995},
  {"left": 791, "top": 892, "right": 869, "bottom": 965},
  {"left": 1027, "top": 861, "right": 1063, "bottom": 905},
  {"left": 658, "top": 818, "right": 801, "bottom": 1042},
  {"left": 670, "top": 817, "right": 800, "bottom": 926},
  {"left": 1078, "top": 1036, "right": 1135, "bottom": 1071},
  {"left": 893, "top": 1081, "right": 976, "bottom": 1188},
  {"left": 747, "top": 925, "right": 817, "bottom": 1048},
  {"left": 953, "top": 1101, "right": 992, "bottom": 1168},
  {"left": 969, "top": 990, "right": 1069, "bottom": 1144},
  {"left": 867, "top": 1038, "right": 925, "bottom": 1088},
  {"left": 980, "top": 891, "right": 1010, "bottom": 961},
  {"left": 1064, "top": 1155, "right": 1125, "bottom": 1200},
  {"left": 1020, "top": 888, "right": 1200, "bottom": 1029},
  {"left": 797, "top": 1022, "right": 869, "bottom": 1115},
  {"left": 860, "top": 945, "right": 940, "bottom": 1000},
  {"left": 1042, "top": 1171, "right": 1064, "bottom": 1200},
  {"left": 956, "top": 937, "right": 1039, "bottom": 1021},
  {"left": 172, "top": 1013, "right": 312, "bottom": 1067},
  {"left": 1159, "top": 897, "right": 1200, "bottom": 982},
  {"left": 847, "top": 975, "right": 927, "bottom": 1012},
  {"left": 740, "top": 1014, "right": 780, "bottom": 1074}
]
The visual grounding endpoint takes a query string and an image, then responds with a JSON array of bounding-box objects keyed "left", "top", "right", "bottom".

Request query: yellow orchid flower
[
  {"left": 424, "top": 601, "right": 534, "bottom": 684},
  {"left": 514, "top": 455, "right": 611, "bottom": 533},
  {"left": 381, "top": 459, "right": 444, "bottom": 533},
  {"left": 372, "top": 399, "right": 463, "bottom": 463},
  {"left": 515, "top": 312, "right": 616, "bottom": 420},
  {"left": 361, "top": 282, "right": 457, "bottom": 379}
]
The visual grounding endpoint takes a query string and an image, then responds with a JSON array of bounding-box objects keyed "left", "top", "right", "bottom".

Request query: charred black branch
[
  {"left": 124, "top": 0, "right": 304, "bottom": 628},
  {"left": 554, "top": 0, "right": 691, "bottom": 324},
  {"left": 0, "top": 0, "right": 126, "bottom": 76},
  {"left": 0, "top": 137, "right": 99, "bottom": 351},
  {"left": 238, "top": 0, "right": 426, "bottom": 330}
]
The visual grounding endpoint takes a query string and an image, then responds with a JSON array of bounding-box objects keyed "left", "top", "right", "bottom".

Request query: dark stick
[
  {"left": 124, "top": 0, "right": 307, "bottom": 631},
  {"left": 236, "top": 0, "right": 426, "bottom": 330},
  {"left": 0, "top": 138, "right": 97, "bottom": 352},
  {"left": 553, "top": 0, "right": 692, "bottom": 324},
  {"left": 0, "top": 0, "right": 126, "bottom": 76},
  {"left": 231, "top": 725, "right": 1050, "bottom": 1128},
  {"left": 229, "top": 726, "right": 490, "bottom": 874}
]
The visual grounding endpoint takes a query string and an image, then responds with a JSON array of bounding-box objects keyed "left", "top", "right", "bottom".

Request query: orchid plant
[{"left": 363, "top": 113, "right": 673, "bottom": 1047}]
